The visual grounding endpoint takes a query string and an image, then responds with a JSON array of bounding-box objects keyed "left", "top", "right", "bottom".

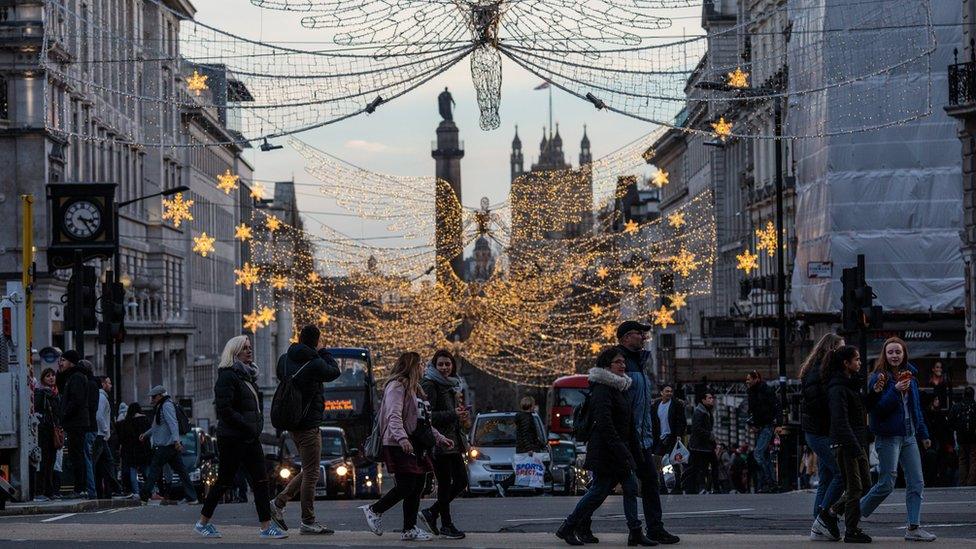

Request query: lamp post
[{"left": 109, "top": 185, "right": 190, "bottom": 406}]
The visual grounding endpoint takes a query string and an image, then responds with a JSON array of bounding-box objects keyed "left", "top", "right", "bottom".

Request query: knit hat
[{"left": 61, "top": 349, "right": 81, "bottom": 365}]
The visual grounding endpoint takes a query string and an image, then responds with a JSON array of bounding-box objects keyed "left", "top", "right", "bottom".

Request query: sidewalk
[{"left": 0, "top": 497, "right": 141, "bottom": 516}]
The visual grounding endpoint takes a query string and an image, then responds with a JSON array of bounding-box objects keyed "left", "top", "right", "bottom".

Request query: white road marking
[
  {"left": 894, "top": 523, "right": 976, "bottom": 529},
  {"left": 879, "top": 500, "right": 975, "bottom": 507},
  {"left": 40, "top": 513, "right": 77, "bottom": 522},
  {"left": 505, "top": 508, "right": 754, "bottom": 523}
]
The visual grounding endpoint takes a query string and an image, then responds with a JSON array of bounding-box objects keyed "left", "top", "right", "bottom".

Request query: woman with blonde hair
[
  {"left": 361, "top": 352, "right": 454, "bottom": 541},
  {"left": 860, "top": 337, "right": 936, "bottom": 542},
  {"left": 194, "top": 335, "right": 286, "bottom": 539},
  {"left": 801, "top": 333, "right": 846, "bottom": 540}
]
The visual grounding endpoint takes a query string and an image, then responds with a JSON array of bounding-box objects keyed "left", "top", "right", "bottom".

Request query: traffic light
[
  {"left": 64, "top": 266, "right": 97, "bottom": 331},
  {"left": 100, "top": 281, "right": 126, "bottom": 343},
  {"left": 841, "top": 260, "right": 883, "bottom": 333}
]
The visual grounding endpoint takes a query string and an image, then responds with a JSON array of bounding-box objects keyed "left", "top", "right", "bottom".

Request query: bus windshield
[
  {"left": 555, "top": 387, "right": 587, "bottom": 408},
  {"left": 330, "top": 356, "right": 369, "bottom": 388}
]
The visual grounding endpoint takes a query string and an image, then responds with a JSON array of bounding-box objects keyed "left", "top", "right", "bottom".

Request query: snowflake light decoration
[
  {"left": 590, "top": 304, "right": 604, "bottom": 317},
  {"left": 235, "top": 262, "right": 261, "bottom": 290},
  {"left": 596, "top": 266, "right": 609, "bottom": 280},
  {"left": 318, "top": 312, "right": 330, "bottom": 325},
  {"left": 652, "top": 306, "right": 675, "bottom": 329},
  {"left": 711, "top": 117, "right": 733, "bottom": 141},
  {"left": 727, "top": 67, "right": 749, "bottom": 89},
  {"left": 216, "top": 169, "right": 239, "bottom": 194},
  {"left": 672, "top": 249, "right": 698, "bottom": 277},
  {"left": 192, "top": 232, "right": 216, "bottom": 257},
  {"left": 308, "top": 271, "right": 321, "bottom": 283},
  {"left": 589, "top": 342, "right": 602, "bottom": 354},
  {"left": 243, "top": 310, "right": 262, "bottom": 333},
  {"left": 601, "top": 324, "right": 616, "bottom": 339},
  {"left": 258, "top": 306, "right": 276, "bottom": 325},
  {"left": 668, "top": 212, "right": 685, "bottom": 229},
  {"left": 235, "top": 224, "right": 253, "bottom": 241},
  {"left": 756, "top": 221, "right": 778, "bottom": 257},
  {"left": 161, "top": 193, "right": 193, "bottom": 228},
  {"left": 652, "top": 169, "right": 670, "bottom": 188},
  {"left": 737, "top": 249, "right": 759, "bottom": 274},
  {"left": 186, "top": 70, "right": 208, "bottom": 96},
  {"left": 266, "top": 215, "right": 282, "bottom": 232},
  {"left": 628, "top": 273, "right": 642, "bottom": 288},
  {"left": 623, "top": 219, "right": 639, "bottom": 235},
  {"left": 250, "top": 182, "right": 268, "bottom": 200},
  {"left": 669, "top": 292, "right": 687, "bottom": 310},
  {"left": 270, "top": 274, "right": 288, "bottom": 290}
]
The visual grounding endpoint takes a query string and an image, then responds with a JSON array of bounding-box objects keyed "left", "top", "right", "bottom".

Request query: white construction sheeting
[{"left": 788, "top": 0, "right": 963, "bottom": 314}]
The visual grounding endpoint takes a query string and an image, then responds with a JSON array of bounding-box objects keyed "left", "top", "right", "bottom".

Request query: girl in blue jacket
[{"left": 860, "top": 337, "right": 936, "bottom": 542}]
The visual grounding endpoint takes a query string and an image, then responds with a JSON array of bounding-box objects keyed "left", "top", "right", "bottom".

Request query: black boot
[
  {"left": 628, "top": 528, "right": 658, "bottom": 546},
  {"left": 647, "top": 527, "right": 680, "bottom": 545},
  {"left": 576, "top": 526, "right": 599, "bottom": 544},
  {"left": 556, "top": 522, "right": 585, "bottom": 546}
]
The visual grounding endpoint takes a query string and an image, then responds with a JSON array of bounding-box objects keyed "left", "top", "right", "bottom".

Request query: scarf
[
  {"left": 423, "top": 363, "right": 459, "bottom": 388},
  {"left": 234, "top": 360, "right": 258, "bottom": 382}
]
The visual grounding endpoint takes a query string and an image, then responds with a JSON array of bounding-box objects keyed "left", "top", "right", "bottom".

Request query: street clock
[{"left": 46, "top": 183, "right": 118, "bottom": 270}]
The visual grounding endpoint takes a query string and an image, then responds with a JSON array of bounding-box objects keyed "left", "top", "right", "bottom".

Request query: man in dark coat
[
  {"left": 746, "top": 371, "right": 779, "bottom": 492},
  {"left": 56, "top": 350, "right": 95, "bottom": 498},
  {"left": 270, "top": 324, "right": 340, "bottom": 534},
  {"left": 683, "top": 393, "right": 718, "bottom": 494},
  {"left": 651, "top": 384, "right": 688, "bottom": 495}
]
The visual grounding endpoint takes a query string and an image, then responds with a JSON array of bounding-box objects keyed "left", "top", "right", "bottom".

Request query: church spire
[
  {"left": 579, "top": 124, "right": 592, "bottom": 166},
  {"left": 511, "top": 125, "right": 524, "bottom": 181}
]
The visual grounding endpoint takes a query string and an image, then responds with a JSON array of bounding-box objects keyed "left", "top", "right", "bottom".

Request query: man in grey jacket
[
  {"left": 93, "top": 376, "right": 124, "bottom": 498},
  {"left": 139, "top": 385, "right": 197, "bottom": 504}
]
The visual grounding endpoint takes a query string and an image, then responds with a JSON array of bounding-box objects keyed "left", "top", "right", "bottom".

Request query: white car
[{"left": 465, "top": 412, "right": 551, "bottom": 495}]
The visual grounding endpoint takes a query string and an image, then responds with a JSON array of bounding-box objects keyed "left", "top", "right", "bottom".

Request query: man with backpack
[
  {"left": 949, "top": 386, "right": 976, "bottom": 486},
  {"left": 617, "top": 321, "right": 680, "bottom": 545},
  {"left": 139, "top": 385, "right": 197, "bottom": 504},
  {"left": 268, "top": 324, "right": 340, "bottom": 535}
]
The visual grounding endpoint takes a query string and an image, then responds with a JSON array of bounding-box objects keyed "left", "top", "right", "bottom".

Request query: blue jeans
[
  {"left": 83, "top": 432, "right": 96, "bottom": 497},
  {"left": 566, "top": 470, "right": 641, "bottom": 531},
  {"left": 861, "top": 435, "right": 924, "bottom": 526},
  {"left": 805, "top": 432, "right": 843, "bottom": 517},
  {"left": 126, "top": 464, "right": 144, "bottom": 495},
  {"left": 754, "top": 426, "right": 775, "bottom": 490}
]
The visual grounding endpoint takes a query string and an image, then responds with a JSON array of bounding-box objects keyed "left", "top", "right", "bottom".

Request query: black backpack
[
  {"left": 155, "top": 397, "right": 191, "bottom": 436},
  {"left": 270, "top": 360, "right": 312, "bottom": 431},
  {"left": 572, "top": 389, "right": 594, "bottom": 443}
]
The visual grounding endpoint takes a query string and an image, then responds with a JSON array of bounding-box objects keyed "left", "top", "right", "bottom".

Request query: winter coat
[
  {"left": 378, "top": 379, "right": 448, "bottom": 447},
  {"left": 582, "top": 367, "right": 639, "bottom": 475},
  {"left": 747, "top": 381, "right": 778, "bottom": 427},
  {"left": 215, "top": 361, "right": 264, "bottom": 442},
  {"left": 948, "top": 399, "right": 976, "bottom": 445},
  {"left": 515, "top": 410, "right": 544, "bottom": 454},
  {"left": 864, "top": 363, "right": 930, "bottom": 440},
  {"left": 800, "top": 366, "right": 830, "bottom": 436},
  {"left": 826, "top": 370, "right": 869, "bottom": 453},
  {"left": 688, "top": 403, "right": 716, "bottom": 452},
  {"left": 619, "top": 345, "right": 656, "bottom": 450},
  {"left": 275, "top": 343, "right": 341, "bottom": 431},
  {"left": 650, "top": 397, "right": 687, "bottom": 449},
  {"left": 117, "top": 414, "right": 153, "bottom": 466},
  {"left": 34, "top": 386, "right": 61, "bottom": 428},
  {"left": 419, "top": 369, "right": 468, "bottom": 455},
  {"left": 57, "top": 365, "right": 92, "bottom": 432}
]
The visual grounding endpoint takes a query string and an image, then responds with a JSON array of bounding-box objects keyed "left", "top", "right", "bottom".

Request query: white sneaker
[
  {"left": 401, "top": 527, "right": 433, "bottom": 541},
  {"left": 904, "top": 526, "right": 937, "bottom": 542},
  {"left": 809, "top": 530, "right": 832, "bottom": 542},
  {"left": 360, "top": 504, "right": 383, "bottom": 536}
]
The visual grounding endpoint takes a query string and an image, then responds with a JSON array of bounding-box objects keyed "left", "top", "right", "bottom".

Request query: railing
[{"left": 948, "top": 41, "right": 976, "bottom": 107}]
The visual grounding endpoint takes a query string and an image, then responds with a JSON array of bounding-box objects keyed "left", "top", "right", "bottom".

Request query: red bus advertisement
[{"left": 546, "top": 374, "right": 589, "bottom": 438}]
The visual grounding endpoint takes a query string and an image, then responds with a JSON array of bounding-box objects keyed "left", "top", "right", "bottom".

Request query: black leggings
[
  {"left": 428, "top": 453, "right": 468, "bottom": 525},
  {"left": 202, "top": 437, "right": 271, "bottom": 523},
  {"left": 371, "top": 472, "right": 426, "bottom": 530}
]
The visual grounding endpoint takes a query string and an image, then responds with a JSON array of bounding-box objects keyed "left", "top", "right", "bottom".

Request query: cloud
[{"left": 344, "top": 139, "right": 400, "bottom": 153}]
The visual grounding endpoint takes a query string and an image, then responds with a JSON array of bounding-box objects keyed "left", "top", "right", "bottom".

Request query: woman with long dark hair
[
  {"left": 361, "top": 352, "right": 454, "bottom": 541},
  {"left": 194, "top": 335, "right": 286, "bottom": 539},
  {"left": 116, "top": 402, "right": 152, "bottom": 498},
  {"left": 418, "top": 349, "right": 469, "bottom": 539},
  {"left": 34, "top": 368, "right": 61, "bottom": 501},
  {"left": 799, "top": 333, "right": 845, "bottom": 538},
  {"left": 860, "top": 337, "right": 936, "bottom": 542}
]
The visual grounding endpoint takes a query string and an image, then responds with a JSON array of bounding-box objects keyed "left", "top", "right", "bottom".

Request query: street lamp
[
  {"left": 108, "top": 185, "right": 190, "bottom": 405},
  {"left": 694, "top": 81, "right": 789, "bottom": 426}
]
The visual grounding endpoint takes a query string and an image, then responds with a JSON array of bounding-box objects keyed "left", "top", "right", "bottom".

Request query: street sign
[{"left": 806, "top": 261, "right": 832, "bottom": 278}]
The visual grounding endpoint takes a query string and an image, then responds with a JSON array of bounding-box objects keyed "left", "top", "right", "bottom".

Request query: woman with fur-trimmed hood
[{"left": 556, "top": 347, "right": 655, "bottom": 546}]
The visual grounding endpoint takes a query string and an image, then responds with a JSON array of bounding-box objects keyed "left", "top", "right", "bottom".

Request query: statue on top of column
[{"left": 438, "top": 87, "right": 455, "bottom": 122}]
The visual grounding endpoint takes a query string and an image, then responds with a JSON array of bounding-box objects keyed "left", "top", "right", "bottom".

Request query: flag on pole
[{"left": 534, "top": 82, "right": 551, "bottom": 90}]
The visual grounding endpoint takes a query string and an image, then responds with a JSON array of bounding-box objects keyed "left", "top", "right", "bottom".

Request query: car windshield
[
  {"left": 551, "top": 443, "right": 575, "bottom": 464},
  {"left": 555, "top": 387, "right": 587, "bottom": 408},
  {"left": 330, "top": 356, "right": 369, "bottom": 388},
  {"left": 472, "top": 415, "right": 543, "bottom": 447},
  {"left": 322, "top": 432, "right": 345, "bottom": 458}
]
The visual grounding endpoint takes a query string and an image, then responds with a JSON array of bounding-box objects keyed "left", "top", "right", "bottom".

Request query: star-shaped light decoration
[
  {"left": 265, "top": 215, "right": 282, "bottom": 232},
  {"left": 243, "top": 310, "right": 261, "bottom": 333},
  {"left": 307, "top": 271, "right": 321, "bottom": 284},
  {"left": 711, "top": 117, "right": 733, "bottom": 141},
  {"left": 318, "top": 312, "right": 330, "bottom": 325},
  {"left": 589, "top": 342, "right": 602, "bottom": 354},
  {"left": 186, "top": 70, "right": 208, "bottom": 96},
  {"left": 736, "top": 249, "right": 760, "bottom": 274},
  {"left": 652, "top": 169, "right": 670, "bottom": 188},
  {"left": 234, "top": 223, "right": 253, "bottom": 241},
  {"left": 652, "top": 305, "right": 675, "bottom": 329},
  {"left": 628, "top": 272, "right": 643, "bottom": 288},
  {"left": 192, "top": 232, "right": 216, "bottom": 257},
  {"left": 727, "top": 67, "right": 750, "bottom": 89},
  {"left": 601, "top": 324, "right": 616, "bottom": 340},
  {"left": 669, "top": 292, "right": 688, "bottom": 310},
  {"left": 270, "top": 275, "right": 288, "bottom": 290},
  {"left": 258, "top": 306, "right": 275, "bottom": 325},
  {"left": 596, "top": 266, "right": 609, "bottom": 280},
  {"left": 590, "top": 304, "right": 604, "bottom": 317},
  {"left": 668, "top": 212, "right": 685, "bottom": 229},
  {"left": 622, "top": 219, "right": 639, "bottom": 235},
  {"left": 234, "top": 262, "right": 260, "bottom": 290},
  {"left": 756, "top": 220, "right": 778, "bottom": 257},
  {"left": 250, "top": 182, "right": 267, "bottom": 200},
  {"left": 161, "top": 192, "right": 194, "bottom": 228},
  {"left": 672, "top": 249, "right": 699, "bottom": 277},
  {"left": 216, "top": 169, "right": 239, "bottom": 194}
]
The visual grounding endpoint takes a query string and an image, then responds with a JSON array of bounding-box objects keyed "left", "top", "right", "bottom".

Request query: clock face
[{"left": 63, "top": 200, "right": 103, "bottom": 240}]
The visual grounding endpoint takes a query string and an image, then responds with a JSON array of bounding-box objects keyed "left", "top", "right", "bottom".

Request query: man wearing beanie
[{"left": 56, "top": 350, "right": 95, "bottom": 498}]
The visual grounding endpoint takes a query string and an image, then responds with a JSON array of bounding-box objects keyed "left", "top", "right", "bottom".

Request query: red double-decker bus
[{"left": 546, "top": 374, "right": 589, "bottom": 438}]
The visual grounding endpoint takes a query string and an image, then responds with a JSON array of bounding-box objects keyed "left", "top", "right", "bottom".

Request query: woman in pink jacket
[{"left": 360, "top": 352, "right": 454, "bottom": 541}]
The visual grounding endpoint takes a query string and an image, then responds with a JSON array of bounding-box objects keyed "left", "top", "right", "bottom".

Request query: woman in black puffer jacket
[{"left": 196, "top": 335, "right": 285, "bottom": 539}]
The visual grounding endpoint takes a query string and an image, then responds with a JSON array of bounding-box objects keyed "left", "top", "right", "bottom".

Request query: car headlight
[
  {"left": 279, "top": 467, "right": 292, "bottom": 480},
  {"left": 336, "top": 465, "right": 349, "bottom": 477},
  {"left": 365, "top": 480, "right": 373, "bottom": 487},
  {"left": 468, "top": 448, "right": 489, "bottom": 460}
]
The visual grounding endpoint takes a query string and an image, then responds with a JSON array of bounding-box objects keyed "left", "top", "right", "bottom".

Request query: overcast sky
[{"left": 191, "top": 1, "right": 703, "bottom": 243}]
